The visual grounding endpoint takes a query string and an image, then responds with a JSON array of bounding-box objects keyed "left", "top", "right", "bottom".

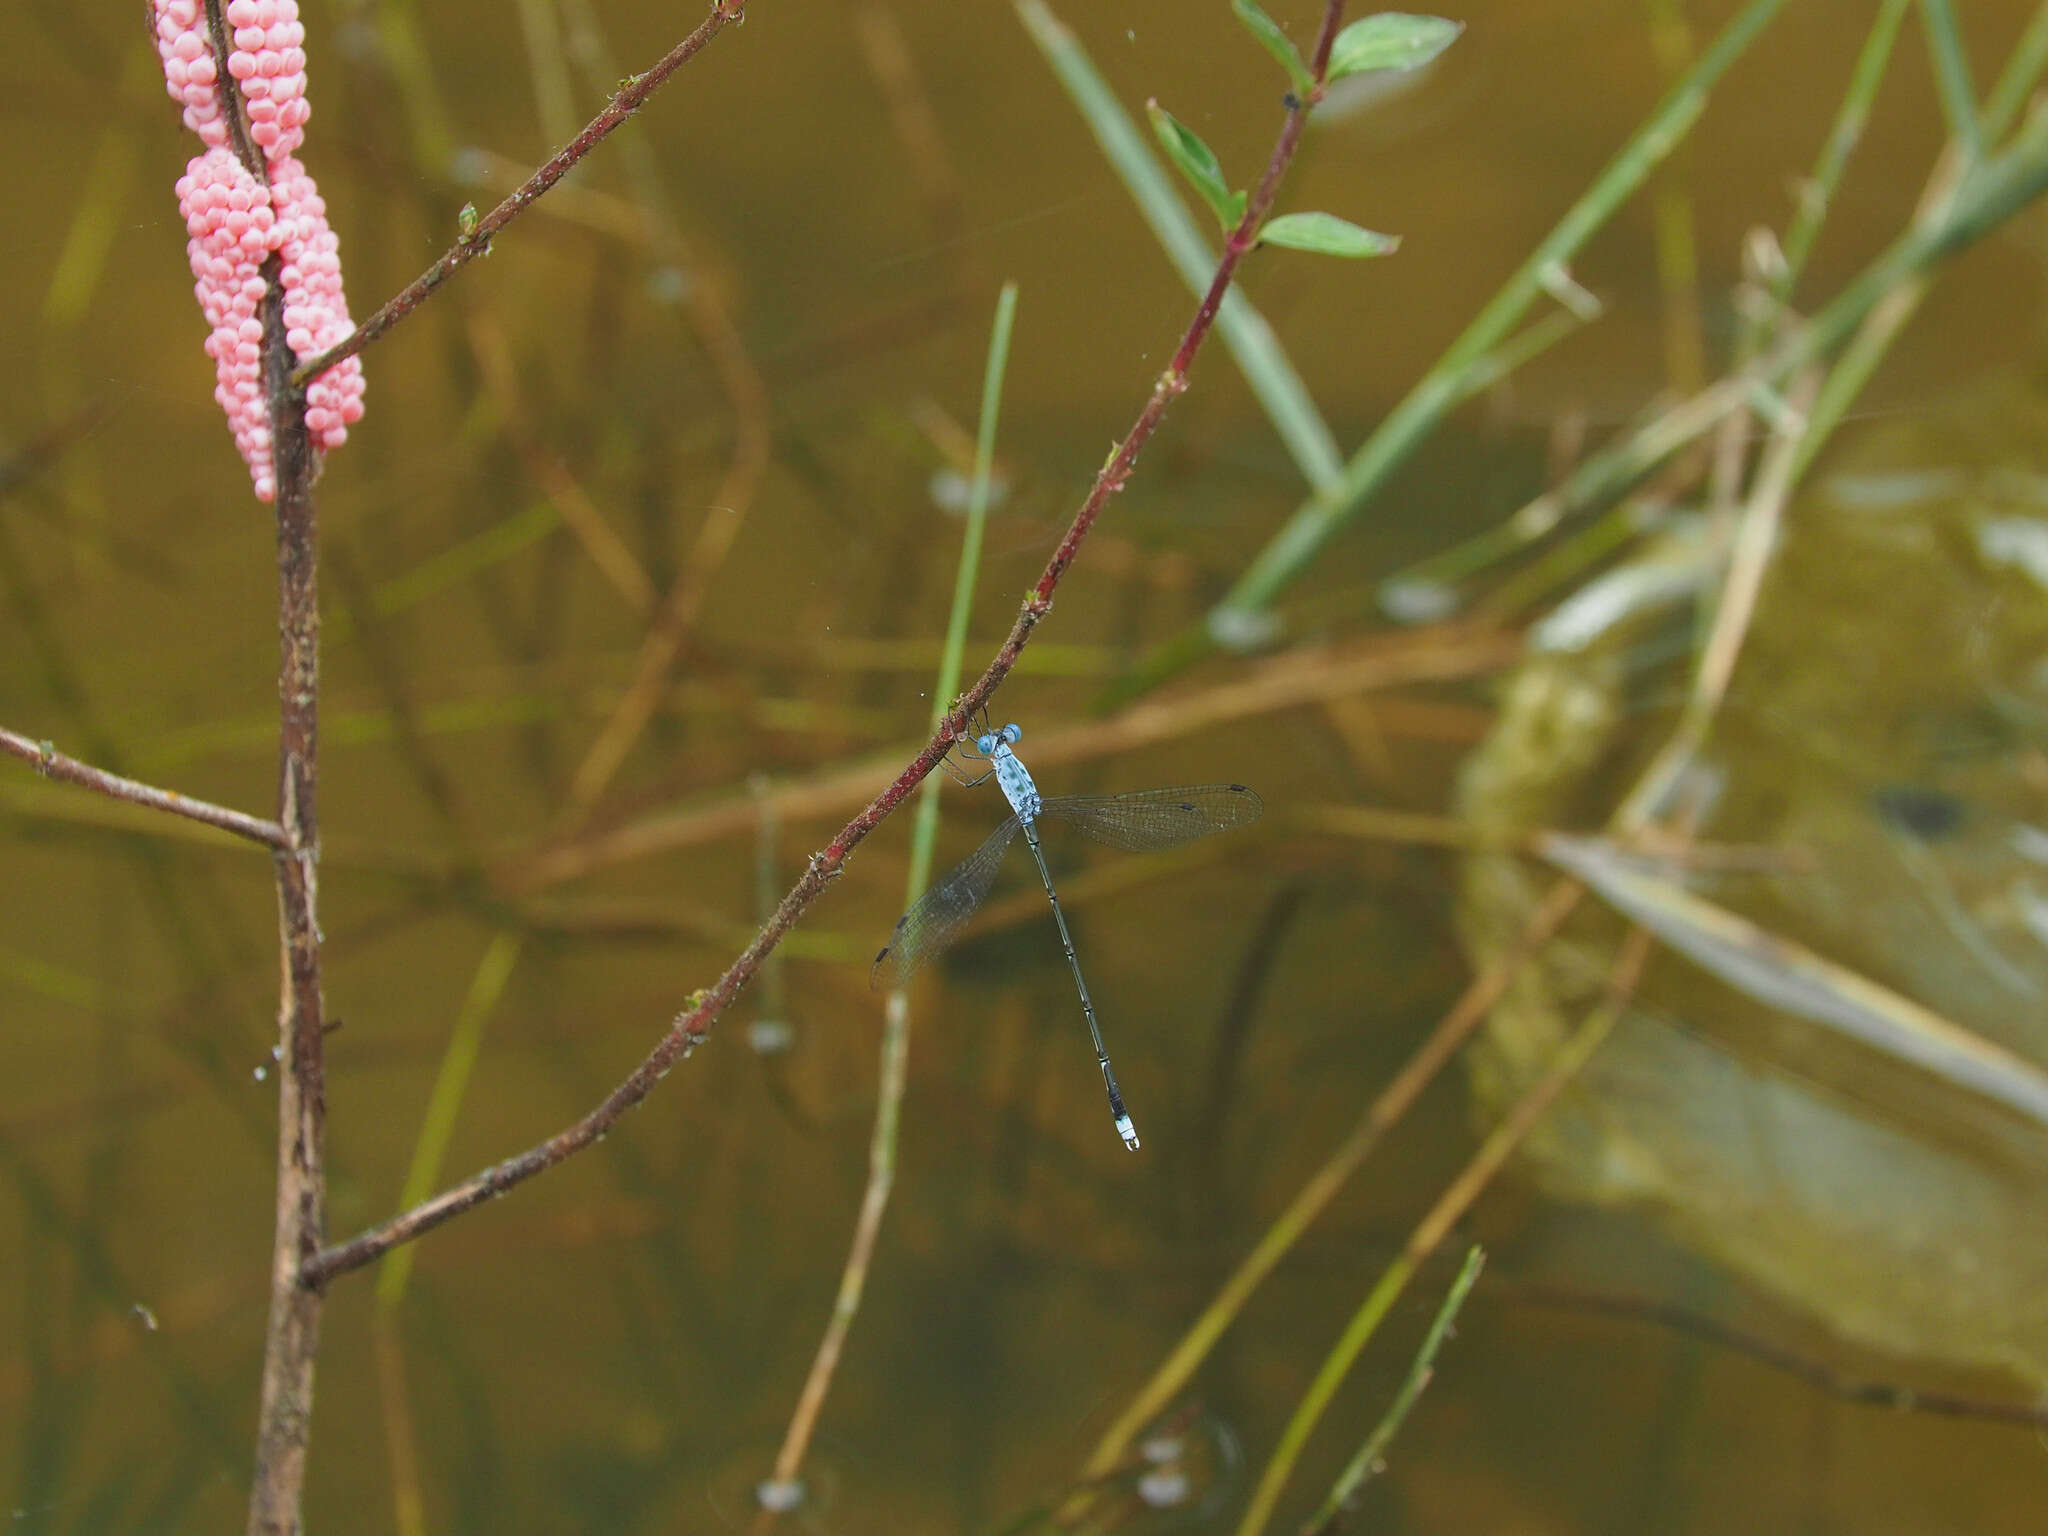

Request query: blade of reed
[
  {"left": 374, "top": 931, "right": 525, "bottom": 1313},
  {"left": 1778, "top": 0, "right": 1912, "bottom": 293},
  {"left": 1298, "top": 1246, "right": 1486, "bottom": 1536},
  {"left": 1919, "top": 0, "right": 1982, "bottom": 165},
  {"left": 1982, "top": 3, "right": 2048, "bottom": 142},
  {"left": 911, "top": 282, "right": 1021, "bottom": 883},
  {"left": 368, "top": 928, "right": 523, "bottom": 1536}
]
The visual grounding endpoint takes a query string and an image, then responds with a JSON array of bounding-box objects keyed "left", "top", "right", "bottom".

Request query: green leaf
[
  {"left": 1232, "top": 0, "right": 1315, "bottom": 95},
  {"left": 1148, "top": 101, "right": 1247, "bottom": 232},
  {"left": 1328, "top": 13, "right": 1463, "bottom": 80},
  {"left": 1258, "top": 211, "right": 1401, "bottom": 257}
]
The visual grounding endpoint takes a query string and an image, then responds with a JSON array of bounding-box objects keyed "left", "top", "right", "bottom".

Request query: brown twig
[
  {"left": 288, "top": 0, "right": 751, "bottom": 387},
  {"left": 175, "top": 0, "right": 338, "bottom": 1516},
  {"left": 305, "top": 0, "right": 1355, "bottom": 1288},
  {"left": 0, "top": 727, "right": 288, "bottom": 849},
  {"left": 245, "top": 255, "right": 330, "bottom": 1535},
  {"left": 463, "top": 310, "right": 657, "bottom": 615}
]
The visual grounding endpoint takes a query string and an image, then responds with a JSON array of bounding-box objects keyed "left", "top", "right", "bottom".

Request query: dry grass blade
[
  {"left": 508, "top": 627, "right": 1517, "bottom": 890},
  {"left": 1538, "top": 833, "right": 2048, "bottom": 1131}
]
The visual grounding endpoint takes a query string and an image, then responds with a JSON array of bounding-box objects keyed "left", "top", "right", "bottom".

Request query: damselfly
[{"left": 872, "top": 722, "right": 1261, "bottom": 1149}]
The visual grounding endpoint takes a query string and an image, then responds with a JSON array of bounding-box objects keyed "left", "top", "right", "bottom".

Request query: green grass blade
[
  {"left": 1982, "top": 1, "right": 2048, "bottom": 143},
  {"left": 1919, "top": 0, "right": 1983, "bottom": 164},
  {"left": 905, "top": 282, "right": 1020, "bottom": 900},
  {"left": 769, "top": 285, "right": 1025, "bottom": 1506},
  {"left": 376, "top": 932, "right": 524, "bottom": 1311},
  {"left": 1779, "top": 0, "right": 1912, "bottom": 293},
  {"left": 1301, "top": 1246, "right": 1486, "bottom": 1534}
]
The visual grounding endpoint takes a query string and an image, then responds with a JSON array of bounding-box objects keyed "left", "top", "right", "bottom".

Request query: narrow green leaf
[
  {"left": 1232, "top": 0, "right": 1315, "bottom": 95},
  {"left": 1147, "top": 100, "right": 1243, "bottom": 232},
  {"left": 1328, "top": 13, "right": 1463, "bottom": 80},
  {"left": 1259, "top": 211, "right": 1401, "bottom": 257}
]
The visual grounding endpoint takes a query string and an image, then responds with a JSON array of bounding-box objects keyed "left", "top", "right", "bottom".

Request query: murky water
[{"left": 4, "top": 2, "right": 2048, "bottom": 1532}]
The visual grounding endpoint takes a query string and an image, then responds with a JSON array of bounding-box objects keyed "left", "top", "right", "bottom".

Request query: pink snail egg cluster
[
  {"left": 224, "top": 0, "right": 312, "bottom": 160},
  {"left": 152, "top": 0, "right": 363, "bottom": 502},
  {"left": 153, "top": 1, "right": 230, "bottom": 148},
  {"left": 178, "top": 149, "right": 277, "bottom": 498}
]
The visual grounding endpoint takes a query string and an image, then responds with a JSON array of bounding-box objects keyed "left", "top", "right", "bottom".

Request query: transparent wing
[
  {"left": 1034, "top": 784, "right": 1263, "bottom": 853},
  {"left": 870, "top": 815, "right": 1024, "bottom": 990}
]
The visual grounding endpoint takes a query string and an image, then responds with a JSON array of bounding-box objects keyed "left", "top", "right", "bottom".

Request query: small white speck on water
[
  {"left": 754, "top": 1477, "right": 805, "bottom": 1513},
  {"left": 1137, "top": 1467, "right": 1190, "bottom": 1508},
  {"left": 1141, "top": 1434, "right": 1184, "bottom": 1463}
]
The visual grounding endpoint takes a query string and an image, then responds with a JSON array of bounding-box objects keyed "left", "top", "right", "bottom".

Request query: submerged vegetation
[{"left": 5, "top": 1, "right": 2048, "bottom": 1531}]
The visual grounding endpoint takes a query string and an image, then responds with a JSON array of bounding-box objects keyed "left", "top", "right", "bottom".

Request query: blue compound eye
[
  {"left": 1000, "top": 722, "right": 1022, "bottom": 745},
  {"left": 975, "top": 732, "right": 999, "bottom": 754}
]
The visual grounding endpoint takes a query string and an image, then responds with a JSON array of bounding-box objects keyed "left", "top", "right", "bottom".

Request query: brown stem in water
[{"left": 246, "top": 245, "right": 330, "bottom": 1534}]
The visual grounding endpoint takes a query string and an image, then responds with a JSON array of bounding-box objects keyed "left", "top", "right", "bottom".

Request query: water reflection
[{"left": 999, "top": 1407, "right": 1244, "bottom": 1535}]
